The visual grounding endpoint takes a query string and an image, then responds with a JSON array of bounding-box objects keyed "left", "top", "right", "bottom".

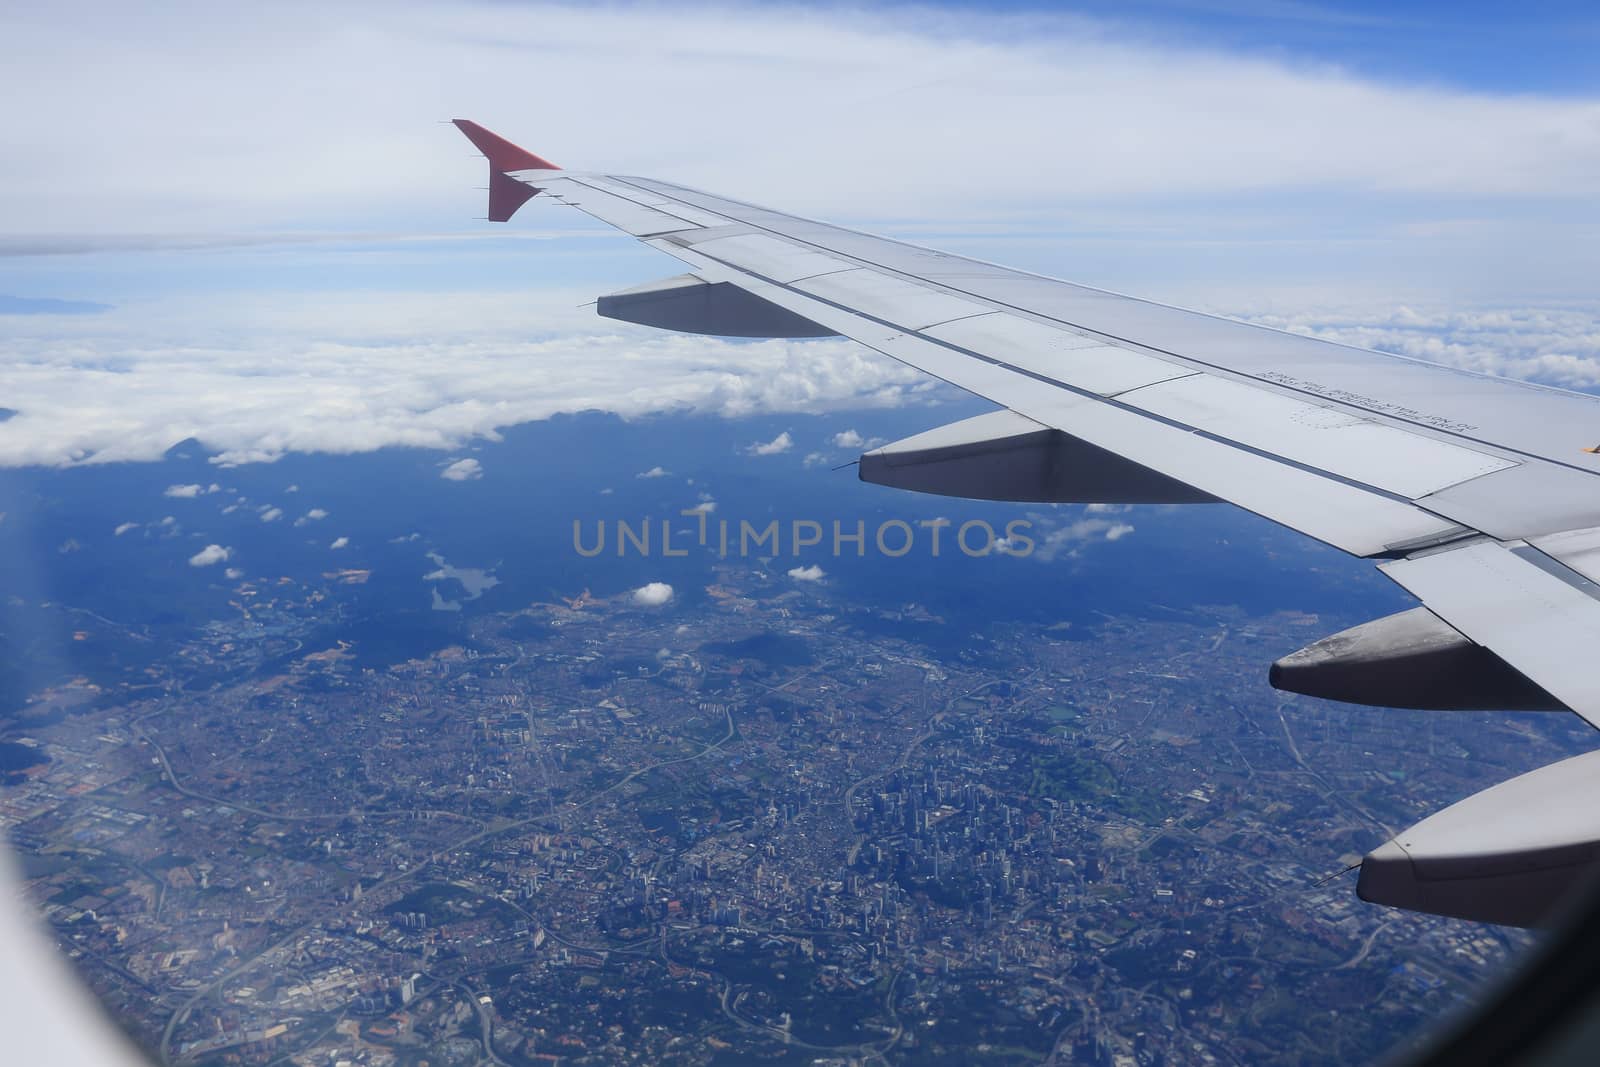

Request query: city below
[{"left": 1, "top": 549, "right": 1577, "bottom": 1066}]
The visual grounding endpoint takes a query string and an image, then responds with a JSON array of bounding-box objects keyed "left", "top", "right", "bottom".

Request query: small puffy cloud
[
  {"left": 746, "top": 431, "right": 793, "bottom": 456},
  {"left": 294, "top": 506, "right": 329, "bottom": 527},
  {"left": 788, "top": 564, "right": 826, "bottom": 582},
  {"left": 829, "top": 429, "right": 882, "bottom": 451},
  {"left": 1032, "top": 515, "right": 1137, "bottom": 560},
  {"left": 188, "top": 543, "right": 231, "bottom": 567},
  {"left": 259, "top": 506, "right": 283, "bottom": 522},
  {"left": 631, "top": 581, "right": 674, "bottom": 607},
  {"left": 164, "top": 483, "right": 205, "bottom": 498},
  {"left": 637, "top": 466, "right": 670, "bottom": 479},
  {"left": 113, "top": 521, "right": 139, "bottom": 536},
  {"left": 224, "top": 567, "right": 243, "bottom": 579},
  {"left": 685, "top": 492, "right": 717, "bottom": 515},
  {"left": 441, "top": 457, "right": 482, "bottom": 482},
  {"left": 285, "top": 484, "right": 299, "bottom": 493},
  {"left": 803, "top": 452, "right": 830, "bottom": 468},
  {"left": 329, "top": 536, "right": 349, "bottom": 549}
]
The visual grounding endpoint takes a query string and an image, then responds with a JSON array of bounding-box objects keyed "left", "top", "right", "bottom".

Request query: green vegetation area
[
  {"left": 901, "top": 983, "right": 1061, "bottom": 1064},
  {"left": 1025, "top": 751, "right": 1167, "bottom": 823},
  {"left": 694, "top": 938, "right": 884, "bottom": 1047},
  {"left": 382, "top": 882, "right": 520, "bottom": 926}
]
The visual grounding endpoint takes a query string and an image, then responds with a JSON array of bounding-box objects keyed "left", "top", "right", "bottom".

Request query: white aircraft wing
[{"left": 452, "top": 120, "right": 1600, "bottom": 925}]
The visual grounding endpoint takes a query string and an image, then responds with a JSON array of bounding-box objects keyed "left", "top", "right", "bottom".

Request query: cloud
[
  {"left": 803, "top": 451, "right": 830, "bottom": 468},
  {"left": 188, "top": 543, "right": 231, "bottom": 567},
  {"left": 294, "top": 507, "right": 328, "bottom": 526},
  {"left": 0, "top": 6, "right": 1597, "bottom": 474},
  {"left": 1236, "top": 301, "right": 1600, "bottom": 391},
  {"left": 163, "top": 483, "right": 204, "bottom": 498},
  {"left": 0, "top": 287, "right": 937, "bottom": 468},
  {"left": 787, "top": 564, "right": 825, "bottom": 582},
  {"left": 329, "top": 535, "right": 349, "bottom": 549},
  {"left": 1030, "top": 514, "right": 1138, "bottom": 561},
  {"left": 637, "top": 465, "right": 669, "bottom": 479},
  {"left": 259, "top": 506, "right": 283, "bottom": 522},
  {"left": 440, "top": 457, "right": 482, "bottom": 481},
  {"left": 224, "top": 567, "right": 243, "bottom": 579},
  {"left": 746, "top": 431, "right": 794, "bottom": 456},
  {"left": 831, "top": 429, "right": 863, "bottom": 449},
  {"left": 0, "top": 294, "right": 111, "bottom": 315},
  {"left": 631, "top": 581, "right": 674, "bottom": 607},
  {"left": 112, "top": 521, "right": 138, "bottom": 536},
  {"left": 3, "top": 3, "right": 1599, "bottom": 240}
]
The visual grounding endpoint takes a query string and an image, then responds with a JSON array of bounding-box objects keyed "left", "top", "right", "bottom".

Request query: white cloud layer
[
  {"left": 3, "top": 2, "right": 1599, "bottom": 236},
  {"left": 2, "top": 4, "right": 1599, "bottom": 472},
  {"left": 631, "top": 582, "right": 674, "bottom": 607},
  {"left": 0, "top": 302, "right": 924, "bottom": 469}
]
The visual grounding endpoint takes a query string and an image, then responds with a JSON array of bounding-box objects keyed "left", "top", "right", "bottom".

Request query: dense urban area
[{"left": 2, "top": 557, "right": 1574, "bottom": 1066}]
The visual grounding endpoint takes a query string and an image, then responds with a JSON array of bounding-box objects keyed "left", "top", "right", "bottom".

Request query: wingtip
[{"left": 451, "top": 119, "right": 560, "bottom": 171}]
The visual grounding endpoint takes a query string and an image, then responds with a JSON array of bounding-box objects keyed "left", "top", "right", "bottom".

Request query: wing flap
[
  {"left": 925, "top": 313, "right": 1195, "bottom": 397},
  {"left": 792, "top": 269, "right": 989, "bottom": 332},
  {"left": 688, "top": 232, "right": 855, "bottom": 283},
  {"left": 1119, "top": 373, "right": 1516, "bottom": 499},
  {"left": 1381, "top": 541, "right": 1600, "bottom": 727}
]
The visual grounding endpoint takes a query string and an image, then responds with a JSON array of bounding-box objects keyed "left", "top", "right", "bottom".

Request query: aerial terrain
[{"left": 0, "top": 408, "right": 1585, "bottom": 1066}]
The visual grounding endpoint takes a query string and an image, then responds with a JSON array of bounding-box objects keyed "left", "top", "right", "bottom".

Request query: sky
[{"left": 2, "top": 0, "right": 1600, "bottom": 468}]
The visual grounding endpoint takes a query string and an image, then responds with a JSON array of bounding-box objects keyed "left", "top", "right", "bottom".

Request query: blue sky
[{"left": 939, "top": 0, "right": 1600, "bottom": 93}]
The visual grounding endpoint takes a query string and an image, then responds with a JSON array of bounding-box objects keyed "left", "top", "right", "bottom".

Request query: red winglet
[
  {"left": 452, "top": 119, "right": 559, "bottom": 171},
  {"left": 488, "top": 168, "right": 540, "bottom": 223}
]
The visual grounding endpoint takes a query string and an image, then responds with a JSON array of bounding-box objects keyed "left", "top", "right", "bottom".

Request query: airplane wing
[{"left": 452, "top": 120, "right": 1600, "bottom": 925}]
